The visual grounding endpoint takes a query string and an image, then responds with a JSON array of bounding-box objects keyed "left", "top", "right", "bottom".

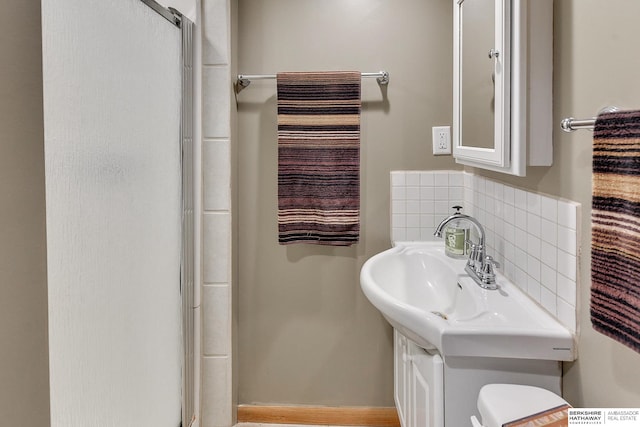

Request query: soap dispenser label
[{"left": 445, "top": 227, "right": 467, "bottom": 256}]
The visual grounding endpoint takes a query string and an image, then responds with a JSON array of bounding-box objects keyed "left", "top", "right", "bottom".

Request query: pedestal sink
[
  {"left": 360, "top": 241, "right": 575, "bottom": 361},
  {"left": 360, "top": 241, "right": 576, "bottom": 426}
]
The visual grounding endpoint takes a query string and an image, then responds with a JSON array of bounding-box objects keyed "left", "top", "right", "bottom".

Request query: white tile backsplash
[
  {"left": 390, "top": 170, "right": 580, "bottom": 332},
  {"left": 391, "top": 171, "right": 406, "bottom": 186},
  {"left": 558, "top": 200, "right": 578, "bottom": 230},
  {"left": 406, "top": 171, "right": 421, "bottom": 186},
  {"left": 540, "top": 195, "right": 558, "bottom": 222}
]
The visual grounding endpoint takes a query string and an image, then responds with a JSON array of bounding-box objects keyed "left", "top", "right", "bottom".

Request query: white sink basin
[{"left": 360, "top": 241, "right": 575, "bottom": 361}]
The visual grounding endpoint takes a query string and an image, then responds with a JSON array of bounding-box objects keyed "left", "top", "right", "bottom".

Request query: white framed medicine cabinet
[{"left": 452, "top": 0, "right": 553, "bottom": 176}]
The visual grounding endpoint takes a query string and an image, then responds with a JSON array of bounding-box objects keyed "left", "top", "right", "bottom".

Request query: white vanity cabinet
[
  {"left": 394, "top": 330, "right": 562, "bottom": 427},
  {"left": 394, "top": 331, "right": 444, "bottom": 427}
]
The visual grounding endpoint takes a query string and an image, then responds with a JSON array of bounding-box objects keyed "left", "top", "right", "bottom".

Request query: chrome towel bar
[
  {"left": 561, "top": 106, "right": 619, "bottom": 132},
  {"left": 236, "top": 70, "right": 389, "bottom": 91}
]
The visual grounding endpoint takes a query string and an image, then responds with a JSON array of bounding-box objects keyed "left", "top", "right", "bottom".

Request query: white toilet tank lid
[{"left": 478, "top": 384, "right": 569, "bottom": 427}]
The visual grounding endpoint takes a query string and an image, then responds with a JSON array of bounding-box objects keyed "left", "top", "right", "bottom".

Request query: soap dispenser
[{"left": 444, "top": 205, "right": 469, "bottom": 259}]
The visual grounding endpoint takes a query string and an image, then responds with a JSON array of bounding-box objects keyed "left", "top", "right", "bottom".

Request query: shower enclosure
[{"left": 41, "top": 0, "right": 194, "bottom": 425}]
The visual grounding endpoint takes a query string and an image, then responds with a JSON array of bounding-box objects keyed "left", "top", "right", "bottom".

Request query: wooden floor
[
  {"left": 237, "top": 405, "right": 401, "bottom": 427},
  {"left": 237, "top": 423, "right": 387, "bottom": 427}
]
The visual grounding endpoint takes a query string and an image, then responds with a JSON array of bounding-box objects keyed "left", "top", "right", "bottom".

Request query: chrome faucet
[{"left": 434, "top": 208, "right": 500, "bottom": 290}]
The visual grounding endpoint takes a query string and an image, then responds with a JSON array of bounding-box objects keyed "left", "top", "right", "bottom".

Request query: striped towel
[
  {"left": 277, "top": 71, "right": 361, "bottom": 246},
  {"left": 591, "top": 109, "right": 640, "bottom": 354}
]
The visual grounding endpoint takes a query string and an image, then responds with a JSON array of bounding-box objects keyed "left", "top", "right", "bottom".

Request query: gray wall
[
  {"left": 236, "top": 0, "right": 457, "bottom": 406},
  {"left": 0, "top": 0, "right": 51, "bottom": 424}
]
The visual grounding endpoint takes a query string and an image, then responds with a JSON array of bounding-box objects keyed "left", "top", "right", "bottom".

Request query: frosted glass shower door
[{"left": 42, "top": 0, "right": 182, "bottom": 425}]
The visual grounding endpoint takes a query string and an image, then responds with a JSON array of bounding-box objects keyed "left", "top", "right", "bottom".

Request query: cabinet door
[
  {"left": 394, "top": 331, "right": 411, "bottom": 427},
  {"left": 410, "top": 343, "right": 444, "bottom": 427},
  {"left": 452, "top": 0, "right": 553, "bottom": 176},
  {"left": 453, "top": 0, "right": 512, "bottom": 171}
]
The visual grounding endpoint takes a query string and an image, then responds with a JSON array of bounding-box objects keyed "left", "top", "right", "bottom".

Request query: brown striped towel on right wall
[{"left": 591, "top": 109, "right": 640, "bottom": 354}]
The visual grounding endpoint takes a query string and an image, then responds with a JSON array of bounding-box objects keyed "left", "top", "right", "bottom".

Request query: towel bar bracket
[{"left": 370, "top": 70, "right": 389, "bottom": 85}]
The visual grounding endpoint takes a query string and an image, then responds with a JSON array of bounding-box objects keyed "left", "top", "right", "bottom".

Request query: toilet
[{"left": 470, "top": 384, "right": 570, "bottom": 427}]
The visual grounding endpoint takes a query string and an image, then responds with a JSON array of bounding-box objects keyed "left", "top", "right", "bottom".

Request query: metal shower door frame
[{"left": 141, "top": 2, "right": 196, "bottom": 426}]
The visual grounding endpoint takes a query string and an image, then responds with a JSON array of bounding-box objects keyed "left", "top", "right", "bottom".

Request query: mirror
[
  {"left": 460, "top": 0, "right": 495, "bottom": 150},
  {"left": 453, "top": 0, "right": 554, "bottom": 176}
]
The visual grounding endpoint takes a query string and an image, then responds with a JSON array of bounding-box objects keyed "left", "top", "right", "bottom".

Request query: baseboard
[{"left": 237, "top": 405, "right": 400, "bottom": 427}]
